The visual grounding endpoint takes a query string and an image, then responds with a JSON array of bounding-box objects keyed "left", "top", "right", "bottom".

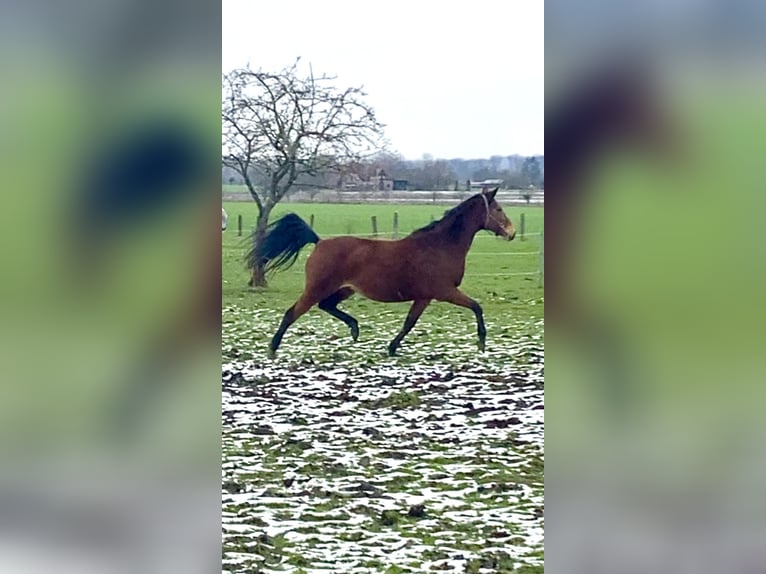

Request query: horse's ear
[{"left": 487, "top": 187, "right": 498, "bottom": 199}]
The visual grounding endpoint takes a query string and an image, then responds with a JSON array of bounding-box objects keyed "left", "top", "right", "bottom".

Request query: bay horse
[
  {"left": 253, "top": 188, "right": 516, "bottom": 357},
  {"left": 546, "top": 60, "right": 681, "bottom": 416}
]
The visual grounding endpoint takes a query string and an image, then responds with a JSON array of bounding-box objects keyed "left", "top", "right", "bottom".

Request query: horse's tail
[{"left": 245, "top": 213, "right": 320, "bottom": 275}]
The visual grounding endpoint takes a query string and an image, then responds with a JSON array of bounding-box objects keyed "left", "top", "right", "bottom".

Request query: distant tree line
[{"left": 223, "top": 152, "right": 543, "bottom": 191}]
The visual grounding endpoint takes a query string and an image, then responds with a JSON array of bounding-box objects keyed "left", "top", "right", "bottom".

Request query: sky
[{"left": 222, "top": 0, "right": 543, "bottom": 160}]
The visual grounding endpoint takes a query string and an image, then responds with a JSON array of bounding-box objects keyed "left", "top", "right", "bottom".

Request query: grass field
[{"left": 222, "top": 200, "right": 544, "bottom": 573}]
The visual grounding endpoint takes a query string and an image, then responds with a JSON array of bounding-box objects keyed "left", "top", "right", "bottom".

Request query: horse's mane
[{"left": 409, "top": 194, "right": 481, "bottom": 241}]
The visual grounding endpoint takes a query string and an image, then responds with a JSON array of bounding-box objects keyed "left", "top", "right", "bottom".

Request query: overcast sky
[{"left": 222, "top": 0, "right": 543, "bottom": 160}]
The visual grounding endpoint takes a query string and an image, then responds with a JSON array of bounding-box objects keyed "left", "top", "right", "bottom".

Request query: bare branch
[{"left": 222, "top": 60, "right": 387, "bottom": 216}]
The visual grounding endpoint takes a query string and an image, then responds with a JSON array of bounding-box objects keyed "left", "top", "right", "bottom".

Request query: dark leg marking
[
  {"left": 318, "top": 287, "right": 359, "bottom": 341},
  {"left": 389, "top": 299, "right": 431, "bottom": 356},
  {"left": 269, "top": 296, "right": 314, "bottom": 357},
  {"left": 441, "top": 290, "right": 487, "bottom": 351}
]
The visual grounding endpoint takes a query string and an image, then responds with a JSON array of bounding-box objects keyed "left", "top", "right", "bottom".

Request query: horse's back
[{"left": 308, "top": 236, "right": 400, "bottom": 276}]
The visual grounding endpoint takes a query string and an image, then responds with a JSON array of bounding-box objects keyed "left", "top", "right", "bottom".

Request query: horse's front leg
[{"left": 440, "top": 289, "right": 486, "bottom": 351}]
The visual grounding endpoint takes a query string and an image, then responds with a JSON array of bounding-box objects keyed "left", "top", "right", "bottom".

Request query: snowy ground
[{"left": 222, "top": 306, "right": 543, "bottom": 573}]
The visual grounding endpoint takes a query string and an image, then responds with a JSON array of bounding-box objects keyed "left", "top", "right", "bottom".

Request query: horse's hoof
[
  {"left": 478, "top": 341, "right": 486, "bottom": 352},
  {"left": 268, "top": 348, "right": 277, "bottom": 359},
  {"left": 350, "top": 326, "right": 359, "bottom": 342},
  {"left": 388, "top": 346, "right": 398, "bottom": 357}
]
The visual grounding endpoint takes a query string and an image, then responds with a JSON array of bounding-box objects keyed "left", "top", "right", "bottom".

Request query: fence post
[
  {"left": 538, "top": 230, "right": 544, "bottom": 287},
  {"left": 309, "top": 214, "right": 315, "bottom": 229},
  {"left": 237, "top": 214, "right": 242, "bottom": 237},
  {"left": 371, "top": 215, "right": 378, "bottom": 237},
  {"left": 393, "top": 212, "right": 399, "bottom": 239},
  {"left": 520, "top": 213, "right": 526, "bottom": 241}
]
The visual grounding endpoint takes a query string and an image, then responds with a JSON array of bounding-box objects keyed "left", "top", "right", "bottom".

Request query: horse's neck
[
  {"left": 412, "top": 201, "right": 484, "bottom": 254},
  {"left": 450, "top": 210, "right": 484, "bottom": 255},
  {"left": 547, "top": 116, "right": 606, "bottom": 198},
  {"left": 545, "top": 111, "right": 614, "bottom": 315},
  {"left": 546, "top": 110, "right": 626, "bottom": 228}
]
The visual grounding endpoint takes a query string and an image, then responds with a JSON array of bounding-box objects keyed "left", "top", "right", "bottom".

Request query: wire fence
[{"left": 223, "top": 211, "right": 544, "bottom": 286}]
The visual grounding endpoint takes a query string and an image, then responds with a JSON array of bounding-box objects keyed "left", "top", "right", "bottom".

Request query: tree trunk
[
  {"left": 249, "top": 208, "right": 271, "bottom": 287},
  {"left": 250, "top": 264, "right": 266, "bottom": 287}
]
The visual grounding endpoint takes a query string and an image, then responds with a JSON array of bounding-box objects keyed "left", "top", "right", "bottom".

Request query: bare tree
[
  {"left": 222, "top": 59, "right": 386, "bottom": 286},
  {"left": 371, "top": 151, "right": 405, "bottom": 178}
]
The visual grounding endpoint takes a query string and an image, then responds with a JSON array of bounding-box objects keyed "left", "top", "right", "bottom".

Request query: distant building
[
  {"left": 392, "top": 179, "right": 408, "bottom": 191},
  {"left": 339, "top": 170, "right": 399, "bottom": 191},
  {"left": 341, "top": 173, "right": 365, "bottom": 190},
  {"left": 375, "top": 169, "right": 393, "bottom": 191}
]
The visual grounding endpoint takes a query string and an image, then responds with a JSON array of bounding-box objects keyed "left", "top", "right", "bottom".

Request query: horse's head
[
  {"left": 549, "top": 62, "right": 680, "bottom": 174},
  {"left": 480, "top": 188, "right": 516, "bottom": 241}
]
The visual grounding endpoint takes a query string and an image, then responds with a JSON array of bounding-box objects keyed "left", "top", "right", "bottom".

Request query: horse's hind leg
[
  {"left": 389, "top": 299, "right": 431, "bottom": 356},
  {"left": 318, "top": 287, "right": 359, "bottom": 341},
  {"left": 270, "top": 295, "right": 316, "bottom": 358}
]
